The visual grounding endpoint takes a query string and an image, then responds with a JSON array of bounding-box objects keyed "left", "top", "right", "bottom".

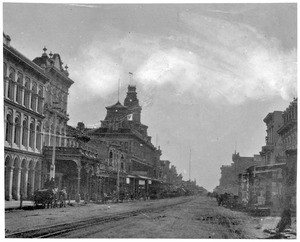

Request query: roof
[
  {"left": 106, "top": 101, "right": 127, "bottom": 109},
  {"left": 3, "top": 44, "right": 49, "bottom": 83},
  {"left": 33, "top": 53, "right": 74, "bottom": 87}
]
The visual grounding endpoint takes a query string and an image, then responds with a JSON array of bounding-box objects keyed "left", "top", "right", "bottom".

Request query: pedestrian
[{"left": 276, "top": 209, "right": 291, "bottom": 233}]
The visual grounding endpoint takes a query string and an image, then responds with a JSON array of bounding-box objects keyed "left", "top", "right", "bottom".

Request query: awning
[
  {"left": 127, "top": 175, "right": 137, "bottom": 178},
  {"left": 137, "top": 175, "right": 152, "bottom": 180}
]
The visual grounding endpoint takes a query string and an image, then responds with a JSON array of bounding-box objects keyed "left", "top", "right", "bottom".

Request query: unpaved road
[
  {"left": 5, "top": 196, "right": 284, "bottom": 239},
  {"left": 50, "top": 196, "right": 265, "bottom": 239}
]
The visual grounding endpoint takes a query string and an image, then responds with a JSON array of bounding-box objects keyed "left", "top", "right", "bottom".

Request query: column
[
  {"left": 26, "top": 117, "right": 30, "bottom": 151},
  {"left": 4, "top": 79, "right": 9, "bottom": 98},
  {"left": 13, "top": 167, "right": 21, "bottom": 200},
  {"left": 33, "top": 122, "right": 37, "bottom": 152},
  {"left": 85, "top": 169, "right": 90, "bottom": 202},
  {"left": 13, "top": 82, "right": 17, "bottom": 103},
  {"left": 5, "top": 166, "right": 14, "bottom": 201},
  {"left": 21, "top": 167, "right": 29, "bottom": 199},
  {"left": 4, "top": 64, "right": 9, "bottom": 98},
  {"left": 28, "top": 168, "right": 35, "bottom": 198},
  {"left": 35, "top": 169, "right": 42, "bottom": 190},
  {"left": 11, "top": 110, "right": 16, "bottom": 148},
  {"left": 76, "top": 167, "right": 81, "bottom": 203},
  {"left": 28, "top": 92, "right": 32, "bottom": 110},
  {"left": 35, "top": 94, "right": 38, "bottom": 113},
  {"left": 21, "top": 77, "right": 25, "bottom": 106},
  {"left": 19, "top": 113, "right": 24, "bottom": 148}
]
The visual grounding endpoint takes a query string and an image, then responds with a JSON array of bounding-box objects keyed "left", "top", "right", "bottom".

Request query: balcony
[{"left": 44, "top": 136, "right": 98, "bottom": 160}]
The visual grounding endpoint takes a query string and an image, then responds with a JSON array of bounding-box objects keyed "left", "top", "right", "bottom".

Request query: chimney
[{"left": 3, "top": 33, "right": 11, "bottom": 47}]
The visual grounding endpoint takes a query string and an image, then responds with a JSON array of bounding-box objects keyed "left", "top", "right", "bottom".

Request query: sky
[{"left": 3, "top": 2, "right": 297, "bottom": 191}]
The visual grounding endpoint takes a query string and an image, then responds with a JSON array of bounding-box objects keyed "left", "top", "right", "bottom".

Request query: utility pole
[
  {"left": 50, "top": 102, "right": 60, "bottom": 180},
  {"left": 116, "top": 152, "right": 120, "bottom": 202}
]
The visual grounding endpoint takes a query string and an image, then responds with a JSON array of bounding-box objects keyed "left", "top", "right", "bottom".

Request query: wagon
[{"left": 33, "top": 189, "right": 56, "bottom": 208}]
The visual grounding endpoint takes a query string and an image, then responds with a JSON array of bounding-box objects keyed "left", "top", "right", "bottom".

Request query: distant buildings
[
  {"left": 278, "top": 98, "right": 297, "bottom": 212},
  {"left": 216, "top": 152, "right": 260, "bottom": 195},
  {"left": 216, "top": 98, "right": 297, "bottom": 215}
]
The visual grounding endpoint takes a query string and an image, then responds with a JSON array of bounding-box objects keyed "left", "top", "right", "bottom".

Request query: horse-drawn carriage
[
  {"left": 216, "top": 192, "right": 240, "bottom": 208},
  {"left": 33, "top": 188, "right": 67, "bottom": 209}
]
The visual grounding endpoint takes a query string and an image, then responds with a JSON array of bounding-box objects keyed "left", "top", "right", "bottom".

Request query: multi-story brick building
[
  {"left": 217, "top": 152, "right": 258, "bottom": 195},
  {"left": 238, "top": 104, "right": 296, "bottom": 215},
  {"left": 87, "top": 85, "right": 163, "bottom": 196},
  {"left": 254, "top": 111, "right": 286, "bottom": 213},
  {"left": 278, "top": 98, "right": 297, "bottom": 213},
  {"left": 4, "top": 34, "right": 183, "bottom": 203},
  {"left": 4, "top": 33, "right": 49, "bottom": 201},
  {"left": 4, "top": 34, "right": 102, "bottom": 202}
]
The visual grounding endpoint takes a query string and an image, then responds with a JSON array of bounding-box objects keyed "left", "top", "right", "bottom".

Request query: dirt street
[{"left": 5, "top": 195, "right": 285, "bottom": 238}]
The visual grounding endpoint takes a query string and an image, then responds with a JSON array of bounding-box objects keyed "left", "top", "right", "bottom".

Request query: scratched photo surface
[{"left": 3, "top": 2, "right": 297, "bottom": 239}]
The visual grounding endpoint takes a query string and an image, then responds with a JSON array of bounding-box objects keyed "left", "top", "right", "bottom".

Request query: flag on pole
[{"left": 129, "top": 72, "right": 133, "bottom": 85}]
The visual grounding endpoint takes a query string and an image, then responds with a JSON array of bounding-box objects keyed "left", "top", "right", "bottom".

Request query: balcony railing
[{"left": 45, "top": 136, "right": 98, "bottom": 159}]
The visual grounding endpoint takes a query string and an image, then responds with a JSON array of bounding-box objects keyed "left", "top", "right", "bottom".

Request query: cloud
[
  {"left": 71, "top": 48, "right": 120, "bottom": 98},
  {"left": 135, "top": 12, "right": 297, "bottom": 104},
  {"left": 70, "top": 12, "right": 296, "bottom": 105}
]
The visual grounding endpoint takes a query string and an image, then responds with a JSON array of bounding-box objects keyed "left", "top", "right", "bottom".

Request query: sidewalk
[
  {"left": 5, "top": 199, "right": 86, "bottom": 210},
  {"left": 5, "top": 200, "right": 34, "bottom": 210}
]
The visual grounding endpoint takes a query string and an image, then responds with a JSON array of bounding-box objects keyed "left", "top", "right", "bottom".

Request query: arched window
[
  {"left": 16, "top": 74, "right": 23, "bottom": 104},
  {"left": 36, "top": 124, "right": 41, "bottom": 150},
  {"left": 22, "top": 119, "right": 28, "bottom": 147},
  {"left": 3, "top": 63, "right": 7, "bottom": 97},
  {"left": 14, "top": 116, "right": 21, "bottom": 145},
  {"left": 24, "top": 79, "right": 30, "bottom": 108},
  {"left": 37, "top": 88, "right": 43, "bottom": 114},
  {"left": 8, "top": 68, "right": 15, "bottom": 100},
  {"left": 5, "top": 114, "right": 13, "bottom": 143},
  {"left": 38, "top": 86, "right": 43, "bottom": 97},
  {"left": 31, "top": 82, "right": 37, "bottom": 111},
  {"left": 29, "top": 122, "right": 35, "bottom": 148}
]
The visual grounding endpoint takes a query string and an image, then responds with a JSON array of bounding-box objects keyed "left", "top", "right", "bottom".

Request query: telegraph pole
[
  {"left": 50, "top": 102, "right": 60, "bottom": 180},
  {"left": 116, "top": 152, "right": 120, "bottom": 202},
  {"left": 50, "top": 112, "right": 56, "bottom": 179}
]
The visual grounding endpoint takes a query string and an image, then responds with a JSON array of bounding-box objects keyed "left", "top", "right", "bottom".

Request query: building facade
[
  {"left": 87, "top": 85, "right": 163, "bottom": 197},
  {"left": 4, "top": 34, "right": 190, "bottom": 203},
  {"left": 237, "top": 102, "right": 296, "bottom": 215},
  {"left": 254, "top": 111, "right": 285, "bottom": 213},
  {"left": 278, "top": 98, "right": 297, "bottom": 213},
  {"left": 4, "top": 33, "right": 49, "bottom": 201},
  {"left": 4, "top": 34, "right": 102, "bottom": 202},
  {"left": 217, "top": 152, "right": 258, "bottom": 195}
]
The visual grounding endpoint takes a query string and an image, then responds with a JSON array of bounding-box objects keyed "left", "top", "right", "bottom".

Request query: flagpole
[
  {"left": 189, "top": 148, "right": 191, "bottom": 182},
  {"left": 118, "top": 78, "right": 120, "bottom": 102},
  {"left": 129, "top": 72, "right": 133, "bottom": 85}
]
